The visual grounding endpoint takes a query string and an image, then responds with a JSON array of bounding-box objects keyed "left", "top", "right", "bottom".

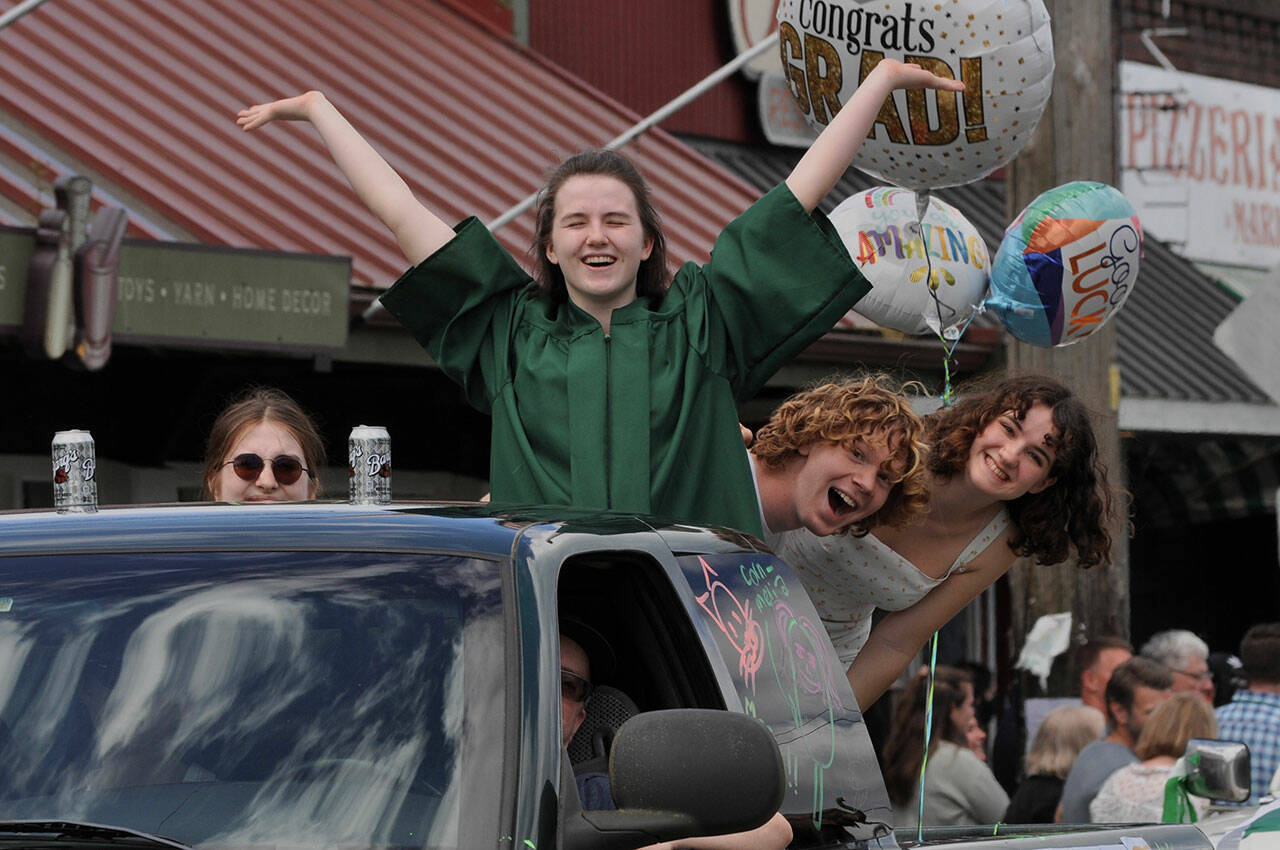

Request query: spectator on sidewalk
[
  {"left": 1141, "top": 629, "right": 1214, "bottom": 704},
  {"left": 1215, "top": 622, "right": 1280, "bottom": 805},
  {"left": 1089, "top": 693, "right": 1217, "bottom": 823},
  {"left": 1005, "top": 704, "right": 1105, "bottom": 824},
  {"left": 886, "top": 666, "right": 1009, "bottom": 827},
  {"left": 1055, "top": 657, "right": 1173, "bottom": 823}
]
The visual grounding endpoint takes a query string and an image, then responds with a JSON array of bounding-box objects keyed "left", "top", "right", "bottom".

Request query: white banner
[{"left": 1120, "top": 61, "right": 1280, "bottom": 268}]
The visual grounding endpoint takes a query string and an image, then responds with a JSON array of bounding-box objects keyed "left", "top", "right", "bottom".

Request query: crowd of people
[
  {"left": 202, "top": 61, "right": 1278, "bottom": 839},
  {"left": 877, "top": 627, "right": 1280, "bottom": 830}
]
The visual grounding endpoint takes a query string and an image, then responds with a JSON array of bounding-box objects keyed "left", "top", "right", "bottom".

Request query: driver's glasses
[{"left": 560, "top": 668, "right": 593, "bottom": 704}]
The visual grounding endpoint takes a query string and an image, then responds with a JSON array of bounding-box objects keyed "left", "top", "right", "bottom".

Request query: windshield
[{"left": 0, "top": 551, "right": 505, "bottom": 849}]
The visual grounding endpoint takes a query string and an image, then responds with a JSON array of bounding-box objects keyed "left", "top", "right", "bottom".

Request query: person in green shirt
[{"left": 235, "top": 61, "right": 963, "bottom": 534}]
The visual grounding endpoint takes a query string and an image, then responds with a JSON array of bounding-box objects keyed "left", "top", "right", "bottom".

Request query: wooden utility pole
[{"left": 1004, "top": 0, "right": 1130, "bottom": 691}]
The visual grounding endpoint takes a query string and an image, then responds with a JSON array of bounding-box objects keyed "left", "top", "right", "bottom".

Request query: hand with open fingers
[
  {"left": 869, "top": 57, "right": 966, "bottom": 93},
  {"left": 236, "top": 91, "right": 328, "bottom": 131}
]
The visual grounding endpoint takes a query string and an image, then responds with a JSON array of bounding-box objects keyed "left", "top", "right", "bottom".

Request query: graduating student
[{"left": 237, "top": 61, "right": 963, "bottom": 535}]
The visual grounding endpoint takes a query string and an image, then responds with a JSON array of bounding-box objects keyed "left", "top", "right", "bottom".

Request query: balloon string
[
  {"left": 914, "top": 191, "right": 956, "bottom": 409},
  {"left": 914, "top": 188, "right": 980, "bottom": 410},
  {"left": 915, "top": 631, "right": 940, "bottom": 841}
]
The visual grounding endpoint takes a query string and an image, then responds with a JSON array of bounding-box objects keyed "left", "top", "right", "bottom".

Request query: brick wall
[{"left": 1122, "top": 0, "right": 1280, "bottom": 87}]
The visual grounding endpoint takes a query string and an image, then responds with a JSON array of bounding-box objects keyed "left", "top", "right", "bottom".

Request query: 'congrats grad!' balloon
[
  {"left": 987, "top": 182, "right": 1142, "bottom": 348},
  {"left": 776, "top": 0, "right": 1055, "bottom": 190}
]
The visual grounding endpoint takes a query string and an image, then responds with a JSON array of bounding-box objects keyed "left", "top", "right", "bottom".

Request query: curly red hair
[
  {"left": 752, "top": 374, "right": 930, "bottom": 537},
  {"left": 927, "top": 373, "right": 1114, "bottom": 568}
]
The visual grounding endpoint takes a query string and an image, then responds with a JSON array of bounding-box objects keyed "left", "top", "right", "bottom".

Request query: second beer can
[
  {"left": 52, "top": 429, "right": 98, "bottom": 513},
  {"left": 348, "top": 425, "right": 391, "bottom": 504}
]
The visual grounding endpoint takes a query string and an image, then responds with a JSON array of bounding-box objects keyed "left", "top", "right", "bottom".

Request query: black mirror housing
[
  {"left": 564, "top": 709, "right": 784, "bottom": 850},
  {"left": 1184, "top": 738, "right": 1251, "bottom": 803}
]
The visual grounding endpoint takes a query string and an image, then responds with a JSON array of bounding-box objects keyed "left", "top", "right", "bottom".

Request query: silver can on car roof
[
  {"left": 52, "top": 429, "right": 97, "bottom": 513},
  {"left": 348, "top": 425, "right": 391, "bottom": 505}
]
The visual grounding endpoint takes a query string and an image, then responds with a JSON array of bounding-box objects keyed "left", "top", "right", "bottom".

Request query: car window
[
  {"left": 0, "top": 550, "right": 505, "bottom": 850},
  {"left": 676, "top": 551, "right": 892, "bottom": 840}
]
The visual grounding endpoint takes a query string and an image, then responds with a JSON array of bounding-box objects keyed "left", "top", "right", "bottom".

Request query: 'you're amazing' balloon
[
  {"left": 829, "top": 187, "right": 989, "bottom": 335},
  {"left": 777, "top": 0, "right": 1055, "bottom": 189}
]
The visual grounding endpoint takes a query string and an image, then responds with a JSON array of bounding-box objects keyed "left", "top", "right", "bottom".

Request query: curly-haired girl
[{"left": 774, "top": 373, "right": 1115, "bottom": 709}]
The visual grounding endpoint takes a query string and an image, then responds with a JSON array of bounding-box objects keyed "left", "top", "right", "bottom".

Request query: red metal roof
[{"left": 0, "top": 0, "right": 760, "bottom": 289}]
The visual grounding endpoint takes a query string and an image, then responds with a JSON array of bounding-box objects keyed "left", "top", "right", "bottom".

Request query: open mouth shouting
[{"left": 827, "top": 486, "right": 861, "bottom": 518}]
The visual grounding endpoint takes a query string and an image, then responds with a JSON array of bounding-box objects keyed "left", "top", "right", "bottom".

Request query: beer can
[
  {"left": 52, "top": 429, "right": 97, "bottom": 513},
  {"left": 348, "top": 425, "right": 391, "bottom": 504}
]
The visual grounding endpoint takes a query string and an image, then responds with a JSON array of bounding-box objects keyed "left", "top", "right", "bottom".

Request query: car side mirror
[
  {"left": 1184, "top": 738, "right": 1251, "bottom": 803},
  {"left": 563, "top": 708, "right": 784, "bottom": 850}
]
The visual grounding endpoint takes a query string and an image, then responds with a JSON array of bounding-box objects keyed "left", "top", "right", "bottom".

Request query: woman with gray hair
[{"left": 1141, "top": 630, "right": 1214, "bottom": 703}]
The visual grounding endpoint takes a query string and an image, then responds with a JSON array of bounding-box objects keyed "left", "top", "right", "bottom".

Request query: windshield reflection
[{"left": 0, "top": 552, "right": 504, "bottom": 849}]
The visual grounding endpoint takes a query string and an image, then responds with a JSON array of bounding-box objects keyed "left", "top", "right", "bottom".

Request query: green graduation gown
[{"left": 379, "top": 182, "right": 868, "bottom": 535}]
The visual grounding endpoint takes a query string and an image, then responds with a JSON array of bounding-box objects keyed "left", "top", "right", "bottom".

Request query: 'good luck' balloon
[
  {"left": 830, "top": 187, "right": 990, "bottom": 335},
  {"left": 987, "top": 182, "right": 1142, "bottom": 347},
  {"left": 776, "top": 0, "right": 1054, "bottom": 189}
]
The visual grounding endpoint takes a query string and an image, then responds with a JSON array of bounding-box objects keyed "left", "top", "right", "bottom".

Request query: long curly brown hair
[
  {"left": 752, "top": 374, "right": 930, "bottom": 537},
  {"left": 927, "top": 373, "right": 1113, "bottom": 568},
  {"left": 531, "top": 149, "right": 670, "bottom": 304}
]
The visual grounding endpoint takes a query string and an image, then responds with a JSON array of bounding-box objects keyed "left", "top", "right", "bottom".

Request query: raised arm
[
  {"left": 237, "top": 91, "right": 456, "bottom": 266},
  {"left": 846, "top": 556, "right": 1012, "bottom": 709},
  {"left": 785, "top": 59, "right": 965, "bottom": 212}
]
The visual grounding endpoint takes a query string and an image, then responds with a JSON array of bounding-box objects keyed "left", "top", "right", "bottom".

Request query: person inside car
[
  {"left": 560, "top": 625, "right": 792, "bottom": 850},
  {"left": 203, "top": 387, "right": 326, "bottom": 502}
]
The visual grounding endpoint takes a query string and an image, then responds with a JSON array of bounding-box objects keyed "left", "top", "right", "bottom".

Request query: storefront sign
[
  {"left": 0, "top": 228, "right": 350, "bottom": 352},
  {"left": 1121, "top": 61, "right": 1280, "bottom": 269}
]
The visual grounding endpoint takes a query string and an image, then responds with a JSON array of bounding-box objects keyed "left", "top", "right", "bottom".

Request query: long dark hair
[
  {"left": 531, "top": 149, "right": 669, "bottom": 302},
  {"left": 882, "top": 666, "right": 972, "bottom": 806},
  {"left": 926, "top": 373, "right": 1114, "bottom": 569}
]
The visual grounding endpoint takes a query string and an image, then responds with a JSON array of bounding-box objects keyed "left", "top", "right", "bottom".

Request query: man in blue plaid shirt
[{"left": 1215, "top": 623, "right": 1280, "bottom": 805}]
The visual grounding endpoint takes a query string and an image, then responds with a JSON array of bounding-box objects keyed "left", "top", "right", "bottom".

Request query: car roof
[{"left": 0, "top": 501, "right": 756, "bottom": 559}]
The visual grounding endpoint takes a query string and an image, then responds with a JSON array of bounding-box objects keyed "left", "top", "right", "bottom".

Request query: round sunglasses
[{"left": 221, "top": 453, "right": 313, "bottom": 486}]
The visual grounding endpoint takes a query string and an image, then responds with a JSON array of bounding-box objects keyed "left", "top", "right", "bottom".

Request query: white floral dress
[
  {"left": 1089, "top": 763, "right": 1209, "bottom": 823},
  {"left": 768, "top": 509, "right": 1009, "bottom": 664}
]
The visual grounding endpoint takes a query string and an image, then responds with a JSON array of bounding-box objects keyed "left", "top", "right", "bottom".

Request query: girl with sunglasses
[{"left": 203, "top": 387, "right": 327, "bottom": 502}]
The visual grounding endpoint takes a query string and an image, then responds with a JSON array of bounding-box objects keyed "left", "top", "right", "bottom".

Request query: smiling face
[
  {"left": 966, "top": 402, "right": 1059, "bottom": 501},
  {"left": 782, "top": 436, "right": 897, "bottom": 536},
  {"left": 544, "top": 174, "right": 654, "bottom": 322},
  {"left": 211, "top": 420, "right": 315, "bottom": 503}
]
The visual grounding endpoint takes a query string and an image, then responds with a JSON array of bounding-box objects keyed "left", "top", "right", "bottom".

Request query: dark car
[{"left": 0, "top": 502, "right": 1218, "bottom": 850}]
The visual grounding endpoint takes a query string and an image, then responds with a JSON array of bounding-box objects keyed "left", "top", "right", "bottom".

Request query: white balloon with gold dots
[{"left": 777, "top": 0, "right": 1055, "bottom": 189}]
